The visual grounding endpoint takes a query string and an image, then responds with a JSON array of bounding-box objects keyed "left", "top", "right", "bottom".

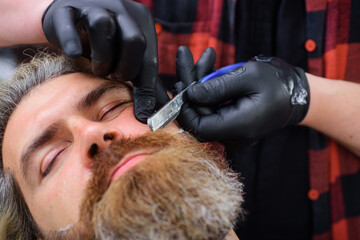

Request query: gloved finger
[
  {"left": 113, "top": 1, "right": 146, "bottom": 81},
  {"left": 179, "top": 102, "right": 244, "bottom": 142},
  {"left": 155, "top": 78, "right": 170, "bottom": 110},
  {"left": 176, "top": 46, "right": 196, "bottom": 85},
  {"left": 83, "top": 7, "right": 116, "bottom": 76},
  {"left": 126, "top": 1, "right": 158, "bottom": 122},
  {"left": 186, "top": 64, "right": 247, "bottom": 105},
  {"left": 195, "top": 47, "right": 216, "bottom": 80},
  {"left": 176, "top": 102, "right": 205, "bottom": 140},
  {"left": 51, "top": 7, "right": 82, "bottom": 57},
  {"left": 131, "top": 33, "right": 157, "bottom": 123},
  {"left": 174, "top": 81, "right": 188, "bottom": 94},
  {"left": 133, "top": 85, "right": 156, "bottom": 123},
  {"left": 214, "top": 98, "right": 265, "bottom": 140},
  {"left": 123, "top": 0, "right": 158, "bottom": 89},
  {"left": 177, "top": 102, "right": 228, "bottom": 142},
  {"left": 193, "top": 47, "right": 217, "bottom": 115},
  {"left": 176, "top": 46, "right": 216, "bottom": 115}
]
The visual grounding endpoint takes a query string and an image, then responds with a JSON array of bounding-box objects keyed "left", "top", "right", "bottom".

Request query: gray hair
[
  {"left": 0, "top": 51, "right": 92, "bottom": 239},
  {"left": 0, "top": 171, "right": 38, "bottom": 239}
]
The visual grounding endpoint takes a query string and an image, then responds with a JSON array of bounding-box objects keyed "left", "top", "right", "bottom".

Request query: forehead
[{"left": 1, "top": 73, "right": 112, "bottom": 171}]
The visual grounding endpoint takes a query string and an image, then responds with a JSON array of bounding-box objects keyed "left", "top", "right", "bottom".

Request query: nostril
[
  {"left": 104, "top": 133, "right": 114, "bottom": 141},
  {"left": 89, "top": 144, "right": 98, "bottom": 157}
]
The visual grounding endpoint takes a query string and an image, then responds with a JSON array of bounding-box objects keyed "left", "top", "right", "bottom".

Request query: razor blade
[
  {"left": 147, "top": 62, "right": 245, "bottom": 131},
  {"left": 147, "top": 82, "right": 195, "bottom": 131}
]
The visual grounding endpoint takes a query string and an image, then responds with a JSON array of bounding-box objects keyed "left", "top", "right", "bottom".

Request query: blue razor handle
[{"left": 199, "top": 62, "right": 245, "bottom": 83}]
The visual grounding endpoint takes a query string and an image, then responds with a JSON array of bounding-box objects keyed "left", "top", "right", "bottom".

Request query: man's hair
[{"left": 0, "top": 51, "right": 92, "bottom": 239}]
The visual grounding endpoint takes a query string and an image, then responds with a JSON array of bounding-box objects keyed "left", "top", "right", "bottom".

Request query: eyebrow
[
  {"left": 76, "top": 81, "right": 130, "bottom": 112},
  {"left": 20, "top": 81, "right": 131, "bottom": 182}
]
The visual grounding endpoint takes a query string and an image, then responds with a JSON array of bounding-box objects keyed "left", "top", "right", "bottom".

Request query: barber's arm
[
  {"left": 1, "top": 0, "right": 158, "bottom": 123},
  {"left": 176, "top": 46, "right": 360, "bottom": 157},
  {"left": 0, "top": 0, "right": 51, "bottom": 46},
  {"left": 300, "top": 73, "right": 360, "bottom": 156}
]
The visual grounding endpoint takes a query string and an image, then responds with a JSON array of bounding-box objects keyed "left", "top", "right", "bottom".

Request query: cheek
[
  {"left": 114, "top": 107, "right": 150, "bottom": 136},
  {"left": 30, "top": 162, "right": 92, "bottom": 232},
  {"left": 57, "top": 162, "right": 92, "bottom": 206}
]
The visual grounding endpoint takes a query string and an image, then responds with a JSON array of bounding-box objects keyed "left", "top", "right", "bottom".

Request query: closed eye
[
  {"left": 42, "top": 148, "right": 65, "bottom": 177},
  {"left": 100, "top": 101, "right": 132, "bottom": 121}
]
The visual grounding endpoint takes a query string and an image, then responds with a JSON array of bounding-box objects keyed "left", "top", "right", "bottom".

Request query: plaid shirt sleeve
[
  {"left": 136, "top": 0, "right": 360, "bottom": 239},
  {"left": 306, "top": 0, "right": 360, "bottom": 239}
]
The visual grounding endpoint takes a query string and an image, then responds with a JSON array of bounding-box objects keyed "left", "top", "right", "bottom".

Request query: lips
[{"left": 109, "top": 152, "right": 149, "bottom": 184}]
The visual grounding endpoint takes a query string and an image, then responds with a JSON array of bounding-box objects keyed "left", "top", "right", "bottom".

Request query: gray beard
[
  {"left": 92, "top": 132, "right": 244, "bottom": 240},
  {"left": 47, "top": 131, "right": 244, "bottom": 240}
]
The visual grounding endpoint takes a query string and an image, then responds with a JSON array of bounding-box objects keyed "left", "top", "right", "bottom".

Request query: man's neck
[{"left": 225, "top": 229, "right": 239, "bottom": 240}]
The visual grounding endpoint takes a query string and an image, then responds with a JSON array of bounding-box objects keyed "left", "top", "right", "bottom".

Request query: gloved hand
[
  {"left": 42, "top": 0, "right": 158, "bottom": 123},
  {"left": 154, "top": 46, "right": 216, "bottom": 117},
  {"left": 176, "top": 46, "right": 310, "bottom": 142}
]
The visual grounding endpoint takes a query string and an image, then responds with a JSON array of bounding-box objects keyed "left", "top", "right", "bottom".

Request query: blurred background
[
  {"left": 0, "top": 47, "right": 17, "bottom": 81},
  {"left": 0, "top": 45, "right": 50, "bottom": 82}
]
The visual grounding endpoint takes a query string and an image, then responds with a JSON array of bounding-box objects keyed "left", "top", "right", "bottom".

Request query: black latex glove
[
  {"left": 174, "top": 46, "right": 216, "bottom": 115},
  {"left": 154, "top": 46, "right": 216, "bottom": 112},
  {"left": 42, "top": 0, "right": 158, "bottom": 123},
  {"left": 176, "top": 47, "right": 310, "bottom": 142}
]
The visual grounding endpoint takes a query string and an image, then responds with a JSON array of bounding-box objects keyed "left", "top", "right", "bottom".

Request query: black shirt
[{"left": 229, "top": 0, "right": 312, "bottom": 239}]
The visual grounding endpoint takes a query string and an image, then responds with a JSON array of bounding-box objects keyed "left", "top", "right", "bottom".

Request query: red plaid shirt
[{"left": 136, "top": 0, "right": 360, "bottom": 239}]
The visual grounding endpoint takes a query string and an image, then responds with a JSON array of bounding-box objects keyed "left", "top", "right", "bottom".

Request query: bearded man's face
[{"left": 2, "top": 73, "right": 243, "bottom": 239}]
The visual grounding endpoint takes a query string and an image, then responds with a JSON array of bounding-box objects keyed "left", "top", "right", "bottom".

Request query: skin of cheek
[
  {"left": 110, "top": 106, "right": 179, "bottom": 136},
  {"left": 28, "top": 153, "right": 92, "bottom": 232},
  {"left": 112, "top": 107, "right": 151, "bottom": 136}
]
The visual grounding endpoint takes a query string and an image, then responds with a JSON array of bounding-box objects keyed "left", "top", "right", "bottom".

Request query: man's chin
[{"left": 80, "top": 131, "right": 244, "bottom": 240}]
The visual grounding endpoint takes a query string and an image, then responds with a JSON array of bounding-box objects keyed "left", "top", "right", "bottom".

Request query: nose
[
  {"left": 70, "top": 117, "right": 123, "bottom": 159},
  {"left": 88, "top": 133, "right": 115, "bottom": 157}
]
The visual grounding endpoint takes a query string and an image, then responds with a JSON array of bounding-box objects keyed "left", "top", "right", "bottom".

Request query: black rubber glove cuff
[
  {"left": 250, "top": 56, "right": 310, "bottom": 127},
  {"left": 41, "top": 0, "right": 58, "bottom": 24},
  {"left": 287, "top": 66, "right": 310, "bottom": 125}
]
